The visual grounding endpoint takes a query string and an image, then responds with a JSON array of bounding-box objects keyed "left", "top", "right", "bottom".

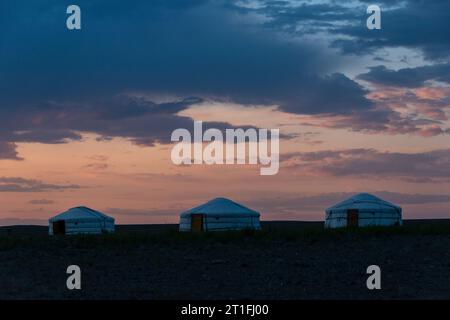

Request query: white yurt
[
  {"left": 179, "top": 197, "right": 261, "bottom": 232},
  {"left": 325, "top": 193, "right": 402, "bottom": 228},
  {"left": 49, "top": 206, "right": 115, "bottom": 235}
]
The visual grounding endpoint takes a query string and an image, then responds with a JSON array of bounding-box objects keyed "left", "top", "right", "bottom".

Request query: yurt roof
[
  {"left": 49, "top": 206, "right": 114, "bottom": 222},
  {"left": 181, "top": 197, "right": 260, "bottom": 217},
  {"left": 326, "top": 193, "right": 401, "bottom": 212}
]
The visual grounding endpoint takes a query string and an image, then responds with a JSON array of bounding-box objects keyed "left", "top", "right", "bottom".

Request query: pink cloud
[{"left": 414, "top": 87, "right": 450, "bottom": 100}]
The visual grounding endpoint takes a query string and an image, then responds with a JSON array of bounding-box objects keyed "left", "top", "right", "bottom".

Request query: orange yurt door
[
  {"left": 191, "top": 214, "right": 204, "bottom": 231},
  {"left": 347, "top": 209, "right": 359, "bottom": 227}
]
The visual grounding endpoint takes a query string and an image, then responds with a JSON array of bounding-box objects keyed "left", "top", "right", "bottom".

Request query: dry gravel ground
[{"left": 1, "top": 220, "right": 450, "bottom": 300}]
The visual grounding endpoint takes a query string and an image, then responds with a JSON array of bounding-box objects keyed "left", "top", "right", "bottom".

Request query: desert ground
[{"left": 1, "top": 220, "right": 450, "bottom": 299}]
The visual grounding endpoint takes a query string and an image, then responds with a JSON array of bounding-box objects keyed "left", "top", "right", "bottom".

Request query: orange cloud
[{"left": 414, "top": 87, "right": 450, "bottom": 100}]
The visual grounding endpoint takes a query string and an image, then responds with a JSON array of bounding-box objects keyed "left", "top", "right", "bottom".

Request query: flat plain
[{"left": 0, "top": 220, "right": 449, "bottom": 299}]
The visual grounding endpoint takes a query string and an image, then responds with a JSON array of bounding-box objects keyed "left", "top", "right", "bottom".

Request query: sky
[{"left": 0, "top": 0, "right": 449, "bottom": 225}]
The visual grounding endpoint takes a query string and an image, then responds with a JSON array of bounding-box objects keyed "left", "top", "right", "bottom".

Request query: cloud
[
  {"left": 0, "top": 218, "right": 47, "bottom": 226},
  {"left": 376, "top": 192, "right": 450, "bottom": 205},
  {"left": 82, "top": 152, "right": 109, "bottom": 171},
  {"left": 0, "top": 96, "right": 201, "bottom": 145},
  {"left": 86, "top": 155, "right": 109, "bottom": 161},
  {"left": 0, "top": 0, "right": 448, "bottom": 154},
  {"left": 300, "top": 107, "right": 449, "bottom": 137},
  {"left": 248, "top": 191, "right": 450, "bottom": 213},
  {"left": 82, "top": 163, "right": 109, "bottom": 171},
  {"left": 112, "top": 191, "right": 450, "bottom": 220},
  {"left": 357, "top": 64, "right": 450, "bottom": 88},
  {"left": 0, "top": 95, "right": 244, "bottom": 149},
  {"left": 276, "top": 73, "right": 374, "bottom": 115},
  {"left": 0, "top": 177, "right": 81, "bottom": 192},
  {"left": 28, "top": 199, "right": 56, "bottom": 205},
  {"left": 330, "top": 1, "right": 450, "bottom": 60},
  {"left": 282, "top": 148, "right": 450, "bottom": 183},
  {"left": 0, "top": 142, "right": 22, "bottom": 160},
  {"left": 107, "top": 207, "right": 182, "bottom": 217},
  {"left": 0, "top": 94, "right": 272, "bottom": 154},
  {"left": 0, "top": 0, "right": 377, "bottom": 150},
  {"left": 236, "top": 1, "right": 450, "bottom": 60},
  {"left": 0, "top": 1, "right": 327, "bottom": 106},
  {"left": 304, "top": 76, "right": 450, "bottom": 137}
]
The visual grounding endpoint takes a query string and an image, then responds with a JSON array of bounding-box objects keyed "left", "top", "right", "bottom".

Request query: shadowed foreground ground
[{"left": 0, "top": 220, "right": 450, "bottom": 299}]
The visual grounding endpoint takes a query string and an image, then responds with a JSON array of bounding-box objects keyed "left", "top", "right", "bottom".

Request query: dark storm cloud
[
  {"left": 0, "top": 96, "right": 201, "bottom": 146},
  {"left": 283, "top": 149, "right": 450, "bottom": 183},
  {"left": 0, "top": 0, "right": 376, "bottom": 150},
  {"left": 0, "top": 0, "right": 448, "bottom": 154},
  {"left": 0, "top": 95, "right": 263, "bottom": 147},
  {"left": 278, "top": 73, "right": 373, "bottom": 115},
  {"left": 0, "top": 0, "right": 323, "bottom": 105},
  {"left": 0, "top": 177, "right": 81, "bottom": 192},
  {"left": 62, "top": 97, "right": 205, "bottom": 146},
  {"left": 357, "top": 64, "right": 450, "bottom": 88}
]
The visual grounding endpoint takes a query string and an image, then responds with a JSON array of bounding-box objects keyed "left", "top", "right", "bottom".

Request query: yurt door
[
  {"left": 191, "top": 214, "right": 204, "bottom": 232},
  {"left": 347, "top": 209, "right": 359, "bottom": 227},
  {"left": 53, "top": 220, "right": 66, "bottom": 235}
]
